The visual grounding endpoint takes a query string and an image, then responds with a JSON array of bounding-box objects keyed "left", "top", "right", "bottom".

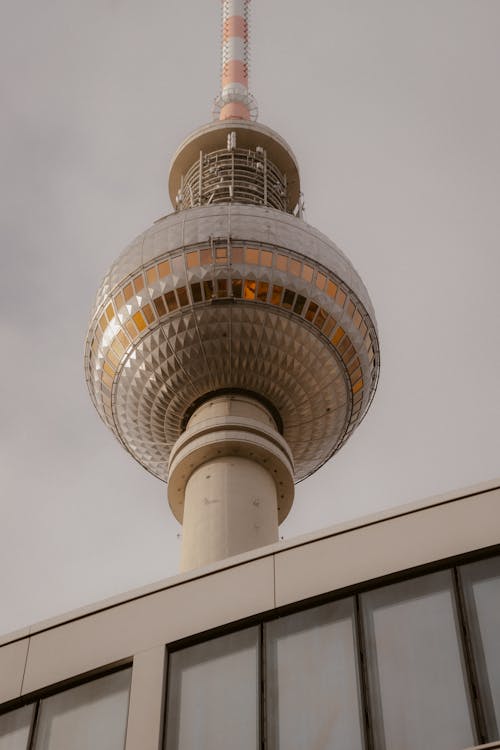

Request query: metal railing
[{"left": 176, "top": 142, "right": 289, "bottom": 212}]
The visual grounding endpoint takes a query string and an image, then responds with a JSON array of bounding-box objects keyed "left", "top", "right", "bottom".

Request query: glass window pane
[
  {"left": 265, "top": 597, "right": 364, "bottom": 750},
  {"left": 165, "top": 627, "right": 259, "bottom": 750},
  {"left": 460, "top": 555, "right": 500, "bottom": 739},
  {"left": 0, "top": 704, "right": 34, "bottom": 750},
  {"left": 361, "top": 570, "right": 476, "bottom": 750},
  {"left": 33, "top": 668, "right": 131, "bottom": 750}
]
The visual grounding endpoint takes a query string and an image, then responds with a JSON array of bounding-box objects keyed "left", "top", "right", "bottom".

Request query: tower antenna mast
[{"left": 214, "top": 0, "right": 258, "bottom": 121}]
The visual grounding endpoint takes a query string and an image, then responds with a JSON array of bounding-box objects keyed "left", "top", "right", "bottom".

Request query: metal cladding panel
[
  {"left": 86, "top": 203, "right": 379, "bottom": 485},
  {"left": 22, "top": 557, "right": 274, "bottom": 694},
  {"left": 274, "top": 488, "right": 500, "bottom": 607},
  {"left": 91, "top": 205, "right": 375, "bottom": 324},
  {"left": 0, "top": 638, "right": 29, "bottom": 703}
]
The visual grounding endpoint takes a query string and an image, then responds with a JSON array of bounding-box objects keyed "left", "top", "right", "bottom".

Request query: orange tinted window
[
  {"left": 289, "top": 259, "right": 301, "bottom": 277},
  {"left": 158, "top": 260, "right": 171, "bottom": 278},
  {"left": 316, "top": 273, "right": 326, "bottom": 291},
  {"left": 146, "top": 267, "right": 158, "bottom": 285},
  {"left": 186, "top": 251, "right": 199, "bottom": 268},
  {"left": 326, "top": 280, "right": 337, "bottom": 298},
  {"left": 231, "top": 247, "right": 244, "bottom": 263},
  {"left": 270, "top": 285, "right": 283, "bottom": 305},
  {"left": 165, "top": 291, "right": 178, "bottom": 311},
  {"left": 142, "top": 303, "right": 155, "bottom": 324},
  {"left": 302, "top": 264, "right": 313, "bottom": 282},
  {"left": 331, "top": 327, "right": 345, "bottom": 345},
  {"left": 276, "top": 254, "right": 287, "bottom": 271},
  {"left": 133, "top": 275, "right": 144, "bottom": 293},
  {"left": 261, "top": 250, "right": 273, "bottom": 267},
  {"left": 246, "top": 248, "right": 259, "bottom": 264},
  {"left": 257, "top": 281, "right": 269, "bottom": 301},
  {"left": 133, "top": 311, "right": 146, "bottom": 332},
  {"left": 336, "top": 289, "right": 346, "bottom": 307},
  {"left": 200, "top": 248, "right": 212, "bottom": 265},
  {"left": 153, "top": 296, "right": 167, "bottom": 317},
  {"left": 244, "top": 280, "right": 256, "bottom": 299},
  {"left": 123, "top": 283, "right": 134, "bottom": 302}
]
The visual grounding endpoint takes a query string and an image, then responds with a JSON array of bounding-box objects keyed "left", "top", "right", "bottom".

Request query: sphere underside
[
  {"left": 115, "top": 304, "right": 349, "bottom": 482},
  {"left": 85, "top": 204, "right": 380, "bottom": 484}
]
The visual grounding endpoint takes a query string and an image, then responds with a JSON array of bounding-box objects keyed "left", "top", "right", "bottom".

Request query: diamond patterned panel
[{"left": 113, "top": 303, "right": 351, "bottom": 483}]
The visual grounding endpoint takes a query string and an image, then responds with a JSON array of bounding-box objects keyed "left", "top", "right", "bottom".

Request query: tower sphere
[{"left": 84, "top": 116, "right": 380, "bottom": 520}]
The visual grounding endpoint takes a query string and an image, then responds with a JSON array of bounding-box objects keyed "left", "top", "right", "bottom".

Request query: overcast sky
[{"left": 1, "top": 0, "right": 499, "bottom": 636}]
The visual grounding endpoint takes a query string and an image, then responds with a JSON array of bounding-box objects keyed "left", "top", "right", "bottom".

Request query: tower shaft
[{"left": 168, "top": 395, "right": 294, "bottom": 571}]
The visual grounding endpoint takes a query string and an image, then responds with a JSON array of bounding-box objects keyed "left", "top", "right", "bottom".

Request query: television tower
[{"left": 85, "top": 0, "right": 379, "bottom": 571}]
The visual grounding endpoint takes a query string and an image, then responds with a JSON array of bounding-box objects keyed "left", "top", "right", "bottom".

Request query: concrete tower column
[{"left": 167, "top": 395, "right": 294, "bottom": 571}]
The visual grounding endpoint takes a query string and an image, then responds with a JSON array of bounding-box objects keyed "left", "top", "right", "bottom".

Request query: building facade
[{"left": 0, "top": 480, "right": 499, "bottom": 749}]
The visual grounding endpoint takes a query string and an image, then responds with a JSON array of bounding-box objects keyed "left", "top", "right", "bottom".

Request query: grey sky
[{"left": 1, "top": 0, "right": 499, "bottom": 636}]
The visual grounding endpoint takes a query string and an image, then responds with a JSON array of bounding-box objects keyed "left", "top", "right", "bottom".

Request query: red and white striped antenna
[{"left": 213, "top": 0, "right": 258, "bottom": 121}]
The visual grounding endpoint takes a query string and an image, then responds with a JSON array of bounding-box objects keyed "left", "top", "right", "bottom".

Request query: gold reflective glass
[
  {"left": 106, "top": 304, "right": 114, "bottom": 322},
  {"left": 261, "top": 250, "right": 273, "bottom": 267},
  {"left": 282, "top": 289, "right": 295, "bottom": 309},
  {"left": 103, "top": 361, "right": 115, "bottom": 377},
  {"left": 153, "top": 296, "right": 167, "bottom": 317},
  {"left": 353, "top": 310, "right": 362, "bottom": 328},
  {"left": 142, "top": 303, "right": 155, "bottom": 324},
  {"left": 217, "top": 279, "right": 228, "bottom": 298},
  {"left": 117, "top": 330, "right": 129, "bottom": 348},
  {"left": 332, "top": 326, "right": 345, "bottom": 345},
  {"left": 244, "top": 280, "right": 256, "bottom": 299},
  {"left": 342, "top": 345, "right": 355, "bottom": 364},
  {"left": 200, "top": 248, "right": 212, "bottom": 265},
  {"left": 123, "top": 283, "right": 134, "bottom": 302},
  {"left": 158, "top": 260, "right": 171, "bottom": 278},
  {"left": 165, "top": 291, "right": 178, "bottom": 310},
  {"left": 314, "top": 308, "right": 328, "bottom": 329},
  {"left": 146, "top": 266, "right": 158, "bottom": 285},
  {"left": 276, "top": 254, "right": 288, "bottom": 271},
  {"left": 326, "top": 280, "right": 337, "bottom": 298},
  {"left": 350, "top": 367, "right": 362, "bottom": 383},
  {"left": 323, "top": 317, "right": 336, "bottom": 336},
  {"left": 191, "top": 282, "right": 202, "bottom": 303},
  {"left": 293, "top": 295, "right": 306, "bottom": 315},
  {"left": 348, "top": 357, "right": 360, "bottom": 375},
  {"left": 336, "top": 289, "right": 346, "bottom": 307},
  {"left": 302, "top": 264, "right": 313, "bottom": 282},
  {"left": 271, "top": 285, "right": 283, "bottom": 305},
  {"left": 114, "top": 291, "right": 124, "bottom": 310},
  {"left": 172, "top": 256, "right": 184, "bottom": 275},
  {"left": 289, "top": 259, "right": 301, "bottom": 277},
  {"left": 246, "top": 248, "right": 259, "bottom": 265},
  {"left": 99, "top": 314, "right": 107, "bottom": 332},
  {"left": 231, "top": 247, "right": 244, "bottom": 263},
  {"left": 133, "top": 275, "right": 144, "bottom": 293},
  {"left": 107, "top": 349, "right": 119, "bottom": 367},
  {"left": 316, "top": 272, "right": 326, "bottom": 290},
  {"left": 232, "top": 278, "right": 242, "bottom": 298},
  {"left": 186, "top": 251, "right": 199, "bottom": 268},
  {"left": 125, "top": 320, "right": 138, "bottom": 339},
  {"left": 352, "top": 379, "right": 363, "bottom": 394},
  {"left": 111, "top": 337, "right": 125, "bottom": 357},
  {"left": 305, "top": 301, "right": 318, "bottom": 322},
  {"left": 177, "top": 287, "right": 189, "bottom": 307},
  {"left": 203, "top": 280, "right": 214, "bottom": 299},
  {"left": 133, "top": 311, "right": 146, "bottom": 332},
  {"left": 257, "top": 281, "right": 269, "bottom": 302}
]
